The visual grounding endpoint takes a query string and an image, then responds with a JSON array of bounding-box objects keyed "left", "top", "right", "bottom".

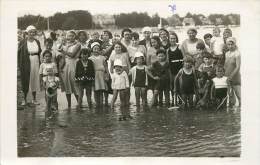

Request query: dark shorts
[{"left": 215, "top": 88, "right": 227, "bottom": 100}]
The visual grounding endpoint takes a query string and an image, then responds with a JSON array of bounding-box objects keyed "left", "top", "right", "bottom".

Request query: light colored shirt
[
  {"left": 111, "top": 71, "right": 129, "bottom": 90},
  {"left": 27, "top": 40, "right": 39, "bottom": 54},
  {"left": 39, "top": 62, "right": 58, "bottom": 76},
  {"left": 211, "top": 36, "right": 224, "bottom": 56},
  {"left": 213, "top": 76, "right": 228, "bottom": 89}
]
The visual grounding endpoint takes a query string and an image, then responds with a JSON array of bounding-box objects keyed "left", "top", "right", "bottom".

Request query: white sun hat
[
  {"left": 134, "top": 52, "right": 144, "bottom": 59},
  {"left": 114, "top": 59, "right": 123, "bottom": 67},
  {"left": 91, "top": 42, "right": 100, "bottom": 49},
  {"left": 26, "top": 25, "right": 36, "bottom": 32}
]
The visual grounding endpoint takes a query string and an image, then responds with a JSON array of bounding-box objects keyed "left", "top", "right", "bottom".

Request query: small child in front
[
  {"left": 110, "top": 59, "right": 130, "bottom": 120},
  {"left": 39, "top": 50, "right": 59, "bottom": 115}
]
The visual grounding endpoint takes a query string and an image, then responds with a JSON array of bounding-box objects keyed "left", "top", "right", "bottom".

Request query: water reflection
[{"left": 18, "top": 90, "right": 240, "bottom": 157}]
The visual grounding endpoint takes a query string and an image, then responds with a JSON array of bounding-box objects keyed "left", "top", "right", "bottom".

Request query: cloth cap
[
  {"left": 26, "top": 25, "right": 36, "bottom": 32},
  {"left": 114, "top": 59, "right": 123, "bottom": 67},
  {"left": 226, "top": 37, "right": 236, "bottom": 45},
  {"left": 91, "top": 42, "right": 100, "bottom": 49},
  {"left": 142, "top": 26, "right": 152, "bottom": 33}
]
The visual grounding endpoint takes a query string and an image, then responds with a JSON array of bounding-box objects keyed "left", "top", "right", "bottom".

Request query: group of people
[{"left": 18, "top": 25, "right": 241, "bottom": 120}]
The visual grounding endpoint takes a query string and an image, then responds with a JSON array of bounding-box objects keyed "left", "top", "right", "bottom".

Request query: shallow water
[
  {"left": 17, "top": 88, "right": 240, "bottom": 157},
  {"left": 17, "top": 26, "right": 241, "bottom": 157}
]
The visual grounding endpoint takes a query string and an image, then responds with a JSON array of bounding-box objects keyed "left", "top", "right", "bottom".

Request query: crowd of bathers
[{"left": 18, "top": 25, "right": 241, "bottom": 120}]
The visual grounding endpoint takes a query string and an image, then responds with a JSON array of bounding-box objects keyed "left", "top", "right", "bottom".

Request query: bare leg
[
  {"left": 135, "top": 87, "right": 141, "bottom": 106},
  {"left": 126, "top": 88, "right": 130, "bottom": 105},
  {"left": 85, "top": 86, "right": 92, "bottom": 108},
  {"left": 100, "top": 91, "right": 104, "bottom": 107},
  {"left": 164, "top": 90, "right": 170, "bottom": 107},
  {"left": 32, "top": 91, "right": 36, "bottom": 101},
  {"left": 158, "top": 91, "right": 163, "bottom": 106},
  {"left": 181, "top": 94, "right": 188, "bottom": 109},
  {"left": 188, "top": 94, "right": 194, "bottom": 108},
  {"left": 22, "top": 91, "right": 28, "bottom": 105},
  {"left": 74, "top": 94, "right": 78, "bottom": 102},
  {"left": 233, "top": 85, "right": 241, "bottom": 107},
  {"left": 66, "top": 94, "right": 71, "bottom": 108},
  {"left": 151, "top": 90, "right": 159, "bottom": 106},
  {"left": 110, "top": 90, "right": 118, "bottom": 109},
  {"left": 141, "top": 87, "right": 147, "bottom": 106},
  {"left": 78, "top": 85, "right": 84, "bottom": 108},
  {"left": 104, "top": 92, "right": 109, "bottom": 106}
]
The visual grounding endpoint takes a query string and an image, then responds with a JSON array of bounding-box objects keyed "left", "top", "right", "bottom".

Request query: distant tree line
[{"left": 18, "top": 10, "right": 240, "bottom": 30}]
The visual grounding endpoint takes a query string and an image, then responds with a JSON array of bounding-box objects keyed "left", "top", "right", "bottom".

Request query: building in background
[
  {"left": 182, "top": 17, "right": 195, "bottom": 26},
  {"left": 92, "top": 14, "right": 115, "bottom": 28}
]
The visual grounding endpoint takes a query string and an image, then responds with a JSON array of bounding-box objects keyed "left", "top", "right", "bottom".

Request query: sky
[{"left": 17, "top": 0, "right": 245, "bottom": 18}]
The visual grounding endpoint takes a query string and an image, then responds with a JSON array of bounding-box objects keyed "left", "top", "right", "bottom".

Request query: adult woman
[
  {"left": 167, "top": 32, "right": 183, "bottom": 105},
  {"left": 109, "top": 41, "right": 130, "bottom": 74},
  {"left": 146, "top": 36, "right": 163, "bottom": 105},
  {"left": 77, "top": 30, "right": 89, "bottom": 49},
  {"left": 139, "top": 26, "right": 152, "bottom": 51},
  {"left": 159, "top": 28, "right": 170, "bottom": 50},
  {"left": 224, "top": 37, "right": 241, "bottom": 107},
  {"left": 18, "top": 25, "right": 42, "bottom": 105},
  {"left": 128, "top": 32, "right": 146, "bottom": 67},
  {"left": 146, "top": 36, "right": 162, "bottom": 66},
  {"left": 101, "top": 30, "right": 113, "bottom": 58},
  {"left": 180, "top": 28, "right": 204, "bottom": 58},
  {"left": 222, "top": 28, "right": 233, "bottom": 56},
  {"left": 59, "top": 30, "right": 81, "bottom": 108},
  {"left": 121, "top": 28, "right": 132, "bottom": 46}
]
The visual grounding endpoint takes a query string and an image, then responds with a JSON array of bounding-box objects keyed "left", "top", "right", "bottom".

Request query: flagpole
[{"left": 47, "top": 17, "right": 50, "bottom": 31}]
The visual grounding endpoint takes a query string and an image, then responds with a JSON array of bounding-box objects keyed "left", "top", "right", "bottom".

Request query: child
[
  {"left": 75, "top": 48, "right": 95, "bottom": 109},
  {"left": 211, "top": 66, "right": 229, "bottom": 109},
  {"left": 39, "top": 50, "right": 59, "bottom": 114},
  {"left": 196, "top": 72, "right": 212, "bottom": 108},
  {"left": 198, "top": 51, "right": 215, "bottom": 78},
  {"left": 150, "top": 49, "right": 171, "bottom": 107},
  {"left": 210, "top": 27, "right": 224, "bottom": 65},
  {"left": 110, "top": 59, "right": 129, "bottom": 107},
  {"left": 174, "top": 56, "right": 198, "bottom": 109},
  {"left": 110, "top": 59, "right": 130, "bottom": 120},
  {"left": 41, "top": 38, "right": 57, "bottom": 63},
  {"left": 203, "top": 33, "right": 213, "bottom": 53},
  {"left": 89, "top": 42, "right": 110, "bottom": 108},
  {"left": 129, "top": 52, "right": 153, "bottom": 107},
  {"left": 194, "top": 42, "right": 206, "bottom": 70}
]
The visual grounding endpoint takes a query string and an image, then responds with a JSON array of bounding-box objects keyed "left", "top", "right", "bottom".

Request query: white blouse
[
  {"left": 27, "top": 40, "right": 39, "bottom": 54},
  {"left": 213, "top": 76, "right": 228, "bottom": 89}
]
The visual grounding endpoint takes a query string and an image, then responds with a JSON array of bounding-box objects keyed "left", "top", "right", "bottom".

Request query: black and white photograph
[{"left": 1, "top": 0, "right": 260, "bottom": 164}]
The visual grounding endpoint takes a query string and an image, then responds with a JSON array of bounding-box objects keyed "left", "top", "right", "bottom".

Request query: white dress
[
  {"left": 61, "top": 42, "right": 80, "bottom": 94},
  {"left": 27, "top": 40, "right": 40, "bottom": 92}
]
